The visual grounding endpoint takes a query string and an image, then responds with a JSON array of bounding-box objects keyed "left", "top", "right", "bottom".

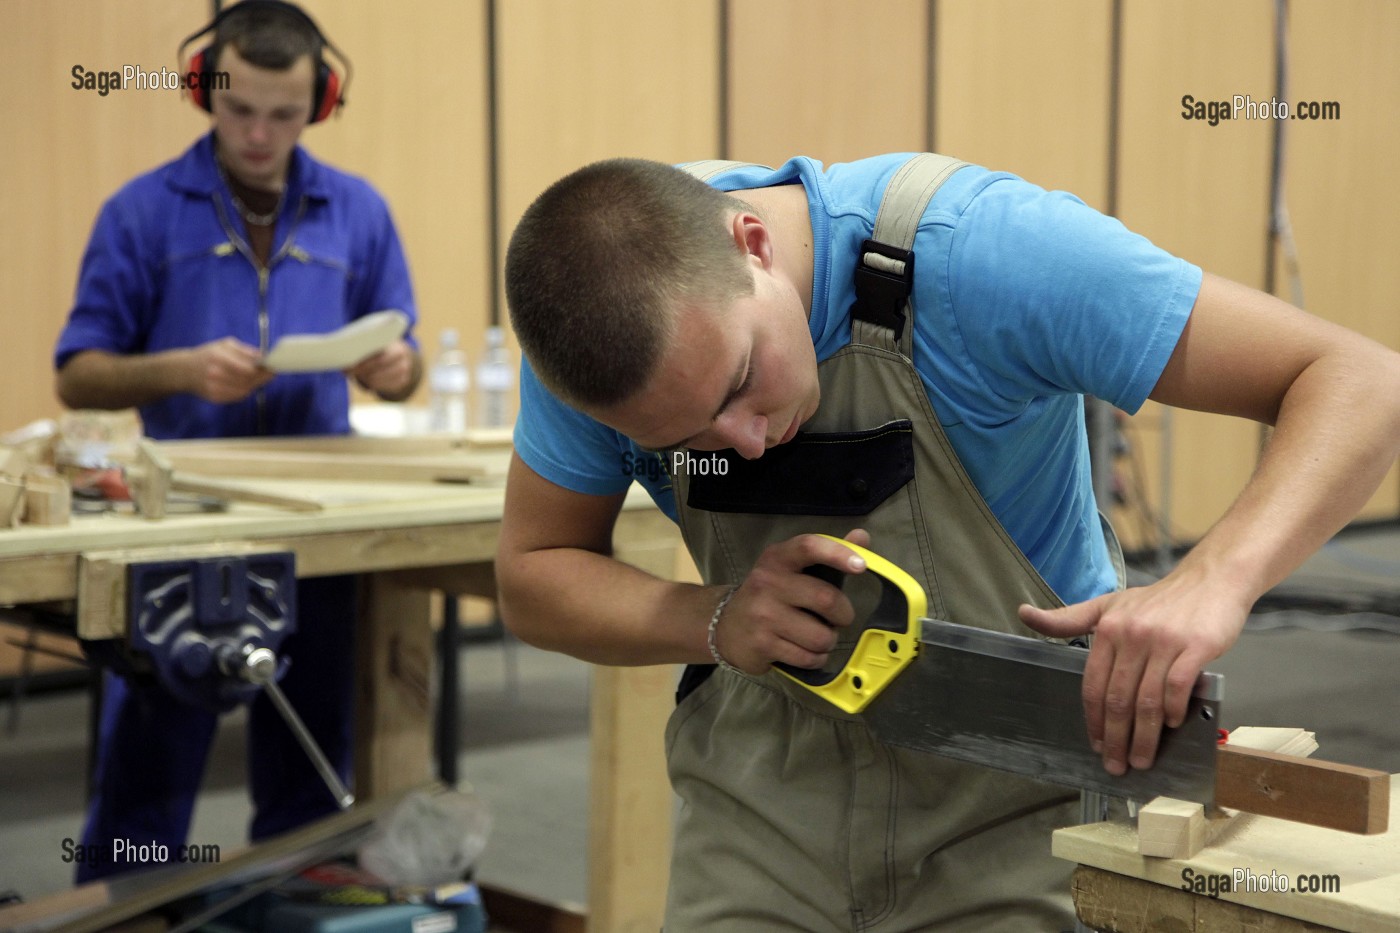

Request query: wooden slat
[
  {"left": 152, "top": 433, "right": 504, "bottom": 455},
  {"left": 169, "top": 474, "right": 326, "bottom": 512},
  {"left": 155, "top": 450, "right": 488, "bottom": 484},
  {"left": 1216, "top": 745, "right": 1390, "bottom": 835}
]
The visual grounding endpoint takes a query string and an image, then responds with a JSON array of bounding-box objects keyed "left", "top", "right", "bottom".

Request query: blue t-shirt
[{"left": 514, "top": 155, "right": 1201, "bottom": 604}]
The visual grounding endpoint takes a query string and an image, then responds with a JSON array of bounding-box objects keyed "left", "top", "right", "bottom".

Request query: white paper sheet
[{"left": 262, "top": 309, "right": 410, "bottom": 374}]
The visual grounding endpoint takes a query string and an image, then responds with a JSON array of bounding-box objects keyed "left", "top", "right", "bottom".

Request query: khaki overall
[{"left": 662, "top": 156, "right": 1092, "bottom": 931}]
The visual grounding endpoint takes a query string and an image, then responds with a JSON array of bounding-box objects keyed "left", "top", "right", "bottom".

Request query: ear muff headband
[{"left": 177, "top": 0, "right": 352, "bottom": 124}]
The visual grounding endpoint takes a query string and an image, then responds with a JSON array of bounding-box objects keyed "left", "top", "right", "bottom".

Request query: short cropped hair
[
  {"left": 210, "top": 2, "right": 323, "bottom": 72},
  {"left": 504, "top": 158, "right": 754, "bottom": 408}
]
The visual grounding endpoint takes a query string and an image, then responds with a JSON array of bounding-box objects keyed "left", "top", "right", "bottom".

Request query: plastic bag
[{"left": 358, "top": 788, "right": 492, "bottom": 886}]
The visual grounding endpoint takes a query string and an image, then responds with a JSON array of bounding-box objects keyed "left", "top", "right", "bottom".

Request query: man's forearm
[
  {"left": 498, "top": 545, "right": 720, "bottom": 667},
  {"left": 1172, "top": 346, "right": 1400, "bottom": 603},
  {"left": 56, "top": 349, "right": 194, "bottom": 410}
]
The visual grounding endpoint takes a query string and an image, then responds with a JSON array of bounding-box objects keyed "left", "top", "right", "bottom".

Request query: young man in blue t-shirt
[{"left": 499, "top": 156, "right": 1400, "bottom": 930}]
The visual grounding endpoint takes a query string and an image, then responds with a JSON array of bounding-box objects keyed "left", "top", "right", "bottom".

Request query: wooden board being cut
[{"left": 1053, "top": 775, "right": 1400, "bottom": 932}]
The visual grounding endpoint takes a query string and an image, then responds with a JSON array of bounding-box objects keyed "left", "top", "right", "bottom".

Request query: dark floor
[{"left": 0, "top": 523, "right": 1397, "bottom": 919}]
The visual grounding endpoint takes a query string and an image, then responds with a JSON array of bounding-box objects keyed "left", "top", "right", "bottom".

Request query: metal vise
[{"left": 126, "top": 553, "right": 297, "bottom": 712}]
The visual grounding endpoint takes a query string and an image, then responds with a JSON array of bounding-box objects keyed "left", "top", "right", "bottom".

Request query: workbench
[
  {"left": 0, "top": 462, "right": 682, "bottom": 931},
  {"left": 1053, "top": 775, "right": 1400, "bottom": 932}
]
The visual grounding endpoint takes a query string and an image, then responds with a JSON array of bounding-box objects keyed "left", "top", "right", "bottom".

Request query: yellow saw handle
[{"left": 773, "top": 534, "right": 926, "bottom": 714}]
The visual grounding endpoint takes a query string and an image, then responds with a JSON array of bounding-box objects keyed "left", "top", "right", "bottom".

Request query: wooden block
[
  {"left": 0, "top": 446, "right": 31, "bottom": 478},
  {"left": 0, "top": 423, "right": 57, "bottom": 472},
  {"left": 1229, "top": 726, "right": 1319, "bottom": 759},
  {"left": 1138, "top": 797, "right": 1207, "bottom": 858},
  {"left": 1216, "top": 745, "right": 1390, "bottom": 835},
  {"left": 1139, "top": 797, "right": 1238, "bottom": 860},
  {"left": 22, "top": 473, "right": 71, "bottom": 526},
  {"left": 461, "top": 426, "right": 514, "bottom": 449},
  {"left": 134, "top": 440, "right": 173, "bottom": 520},
  {"left": 0, "top": 476, "right": 25, "bottom": 527}
]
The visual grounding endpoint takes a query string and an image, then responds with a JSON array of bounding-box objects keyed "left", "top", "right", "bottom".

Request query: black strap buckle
[{"left": 850, "top": 238, "right": 916, "bottom": 339}]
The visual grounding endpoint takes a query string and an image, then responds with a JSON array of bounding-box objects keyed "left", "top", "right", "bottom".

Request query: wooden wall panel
[
  {"left": 0, "top": 0, "right": 199, "bottom": 432},
  {"left": 494, "top": 5, "right": 721, "bottom": 928},
  {"left": 1114, "top": 0, "right": 1276, "bottom": 544},
  {"left": 297, "top": 0, "right": 493, "bottom": 399},
  {"left": 495, "top": 0, "right": 721, "bottom": 340},
  {"left": 935, "top": 0, "right": 1113, "bottom": 211},
  {"left": 727, "top": 0, "right": 927, "bottom": 167},
  {"left": 1272, "top": 1, "right": 1399, "bottom": 518}
]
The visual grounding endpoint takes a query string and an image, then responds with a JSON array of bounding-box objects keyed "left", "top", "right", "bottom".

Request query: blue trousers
[{"left": 76, "top": 575, "right": 357, "bottom": 883}]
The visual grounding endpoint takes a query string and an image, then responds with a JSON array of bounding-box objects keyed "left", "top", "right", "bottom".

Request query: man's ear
[{"left": 729, "top": 211, "right": 774, "bottom": 271}]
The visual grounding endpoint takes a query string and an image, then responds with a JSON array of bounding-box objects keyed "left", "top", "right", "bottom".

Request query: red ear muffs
[
  {"left": 184, "top": 43, "right": 343, "bottom": 123},
  {"left": 311, "top": 61, "right": 341, "bottom": 123},
  {"left": 178, "top": 2, "right": 351, "bottom": 124},
  {"left": 187, "top": 47, "right": 212, "bottom": 112}
]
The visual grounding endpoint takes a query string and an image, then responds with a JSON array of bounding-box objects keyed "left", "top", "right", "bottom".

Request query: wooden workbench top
[
  {"left": 0, "top": 478, "right": 668, "bottom": 607},
  {"left": 1053, "top": 775, "right": 1400, "bottom": 932}
]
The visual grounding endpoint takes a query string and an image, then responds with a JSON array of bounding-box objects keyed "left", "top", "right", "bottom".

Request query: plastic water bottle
[
  {"left": 428, "top": 329, "right": 469, "bottom": 432},
  {"left": 474, "top": 325, "right": 516, "bottom": 428}
]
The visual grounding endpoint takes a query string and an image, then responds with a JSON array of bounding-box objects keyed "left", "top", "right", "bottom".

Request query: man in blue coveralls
[{"left": 53, "top": 1, "right": 419, "bottom": 881}]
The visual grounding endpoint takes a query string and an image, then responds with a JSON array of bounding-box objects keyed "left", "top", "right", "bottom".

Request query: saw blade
[{"left": 862, "top": 617, "right": 1224, "bottom": 804}]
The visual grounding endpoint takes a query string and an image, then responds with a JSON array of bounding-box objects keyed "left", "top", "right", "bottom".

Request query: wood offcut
[{"left": 1216, "top": 746, "right": 1389, "bottom": 835}]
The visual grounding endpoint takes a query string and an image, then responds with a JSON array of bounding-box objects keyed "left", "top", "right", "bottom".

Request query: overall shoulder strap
[
  {"left": 679, "top": 159, "right": 772, "bottom": 183},
  {"left": 853, "top": 153, "right": 967, "bottom": 347}
]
